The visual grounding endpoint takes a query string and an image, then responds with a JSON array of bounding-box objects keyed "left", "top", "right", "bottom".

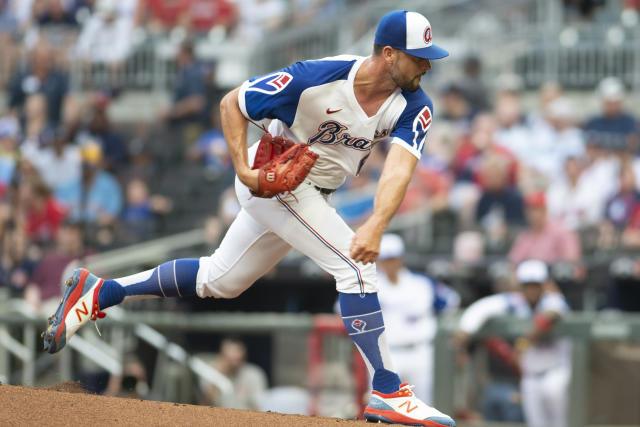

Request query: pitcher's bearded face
[{"left": 390, "top": 52, "right": 432, "bottom": 92}]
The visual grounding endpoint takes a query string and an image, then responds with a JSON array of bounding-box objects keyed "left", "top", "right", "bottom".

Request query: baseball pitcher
[{"left": 43, "top": 10, "right": 454, "bottom": 426}]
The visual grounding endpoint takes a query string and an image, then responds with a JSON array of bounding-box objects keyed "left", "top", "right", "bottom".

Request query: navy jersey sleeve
[
  {"left": 238, "top": 59, "right": 354, "bottom": 127},
  {"left": 390, "top": 90, "right": 434, "bottom": 159}
]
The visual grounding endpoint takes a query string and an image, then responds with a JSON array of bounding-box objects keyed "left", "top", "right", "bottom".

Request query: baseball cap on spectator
[
  {"left": 597, "top": 76, "right": 624, "bottom": 101},
  {"left": 81, "top": 141, "right": 103, "bottom": 165},
  {"left": 96, "top": 0, "right": 117, "bottom": 17},
  {"left": 524, "top": 191, "right": 546, "bottom": 208},
  {"left": 516, "top": 259, "right": 549, "bottom": 284},
  {"left": 379, "top": 234, "right": 405, "bottom": 260},
  {"left": 375, "top": 10, "right": 449, "bottom": 60}
]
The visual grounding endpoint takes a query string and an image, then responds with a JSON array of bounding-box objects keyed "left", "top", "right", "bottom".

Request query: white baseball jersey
[
  {"left": 198, "top": 56, "right": 437, "bottom": 301},
  {"left": 377, "top": 269, "right": 459, "bottom": 404},
  {"left": 238, "top": 55, "right": 434, "bottom": 189},
  {"left": 458, "top": 291, "right": 571, "bottom": 376},
  {"left": 378, "top": 268, "right": 458, "bottom": 347}
]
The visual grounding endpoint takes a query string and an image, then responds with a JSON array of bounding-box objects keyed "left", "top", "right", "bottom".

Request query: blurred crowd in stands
[
  {"left": 0, "top": 0, "right": 359, "bottom": 81},
  {"left": 0, "top": 1, "right": 640, "bottom": 314},
  {"left": 1, "top": 2, "right": 640, "bottom": 425}
]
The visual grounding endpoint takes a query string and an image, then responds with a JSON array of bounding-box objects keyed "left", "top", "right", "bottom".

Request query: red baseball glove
[
  {"left": 251, "top": 134, "right": 318, "bottom": 198},
  {"left": 252, "top": 133, "right": 296, "bottom": 169}
]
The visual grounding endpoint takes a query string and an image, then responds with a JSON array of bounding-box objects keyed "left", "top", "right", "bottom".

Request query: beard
[{"left": 390, "top": 65, "right": 422, "bottom": 92}]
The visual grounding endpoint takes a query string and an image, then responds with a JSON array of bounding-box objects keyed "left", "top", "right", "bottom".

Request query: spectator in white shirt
[
  {"left": 493, "top": 92, "right": 530, "bottom": 161},
  {"left": 547, "top": 156, "right": 605, "bottom": 230},
  {"left": 75, "top": 0, "right": 134, "bottom": 71},
  {"left": 232, "top": 0, "right": 285, "bottom": 43},
  {"left": 526, "top": 97, "right": 585, "bottom": 181}
]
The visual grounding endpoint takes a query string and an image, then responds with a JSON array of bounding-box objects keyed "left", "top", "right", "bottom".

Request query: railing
[
  {"left": 0, "top": 301, "right": 366, "bottom": 411},
  {"left": 0, "top": 299, "right": 38, "bottom": 386},
  {"left": 82, "top": 228, "right": 207, "bottom": 277},
  {"left": 2, "top": 299, "right": 640, "bottom": 424},
  {"left": 0, "top": 292, "right": 233, "bottom": 402},
  {"left": 433, "top": 311, "right": 640, "bottom": 427}
]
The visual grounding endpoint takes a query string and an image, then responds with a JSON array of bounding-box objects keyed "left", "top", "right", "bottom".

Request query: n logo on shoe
[
  {"left": 399, "top": 400, "right": 418, "bottom": 413},
  {"left": 75, "top": 301, "right": 89, "bottom": 322}
]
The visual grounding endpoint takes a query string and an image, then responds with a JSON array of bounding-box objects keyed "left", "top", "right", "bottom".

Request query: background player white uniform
[
  {"left": 377, "top": 234, "right": 460, "bottom": 404},
  {"left": 457, "top": 260, "right": 571, "bottom": 427}
]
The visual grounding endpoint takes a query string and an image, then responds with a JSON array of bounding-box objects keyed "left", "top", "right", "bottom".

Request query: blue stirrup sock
[
  {"left": 98, "top": 259, "right": 200, "bottom": 309},
  {"left": 339, "top": 292, "right": 401, "bottom": 393}
]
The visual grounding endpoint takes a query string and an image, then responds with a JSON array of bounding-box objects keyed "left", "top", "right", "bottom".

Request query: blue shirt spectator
[
  {"left": 191, "top": 129, "right": 232, "bottom": 172},
  {"left": 77, "top": 94, "right": 129, "bottom": 172},
  {"left": 165, "top": 40, "right": 207, "bottom": 126},
  {"left": 55, "top": 143, "right": 122, "bottom": 224},
  {"left": 56, "top": 170, "right": 123, "bottom": 223},
  {"left": 475, "top": 153, "right": 525, "bottom": 227},
  {"left": 584, "top": 113, "right": 638, "bottom": 151},
  {"left": 8, "top": 43, "right": 69, "bottom": 125},
  {"left": 604, "top": 165, "right": 640, "bottom": 230},
  {"left": 584, "top": 77, "right": 639, "bottom": 151},
  {"left": 476, "top": 188, "right": 525, "bottom": 227},
  {"left": 0, "top": 116, "right": 19, "bottom": 190}
]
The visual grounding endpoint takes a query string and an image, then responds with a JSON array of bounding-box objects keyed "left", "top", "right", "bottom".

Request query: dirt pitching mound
[
  {"left": 44, "top": 381, "right": 87, "bottom": 394},
  {"left": 0, "top": 384, "right": 369, "bottom": 426}
]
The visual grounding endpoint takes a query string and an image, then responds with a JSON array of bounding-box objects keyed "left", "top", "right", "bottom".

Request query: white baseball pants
[
  {"left": 196, "top": 177, "right": 377, "bottom": 299},
  {"left": 388, "top": 342, "right": 433, "bottom": 404},
  {"left": 521, "top": 365, "right": 570, "bottom": 427}
]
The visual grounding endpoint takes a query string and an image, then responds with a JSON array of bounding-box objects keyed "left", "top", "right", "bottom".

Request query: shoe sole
[
  {"left": 364, "top": 408, "right": 452, "bottom": 427},
  {"left": 43, "top": 269, "right": 93, "bottom": 354},
  {"left": 365, "top": 412, "right": 423, "bottom": 425}
]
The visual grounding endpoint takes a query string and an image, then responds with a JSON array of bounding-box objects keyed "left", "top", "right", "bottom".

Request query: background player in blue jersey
[{"left": 44, "top": 10, "right": 455, "bottom": 426}]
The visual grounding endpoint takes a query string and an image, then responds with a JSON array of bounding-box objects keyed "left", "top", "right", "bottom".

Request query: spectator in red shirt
[
  {"left": 188, "top": 0, "right": 236, "bottom": 34},
  {"left": 453, "top": 113, "right": 519, "bottom": 189},
  {"left": 136, "top": 0, "right": 191, "bottom": 33},
  {"left": 508, "top": 191, "right": 581, "bottom": 265},
  {"left": 136, "top": 0, "right": 236, "bottom": 35},
  {"left": 400, "top": 156, "right": 452, "bottom": 214},
  {"left": 19, "top": 174, "right": 67, "bottom": 243}
]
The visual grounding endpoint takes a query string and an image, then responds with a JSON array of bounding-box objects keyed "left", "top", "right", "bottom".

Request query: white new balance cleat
[
  {"left": 364, "top": 383, "right": 455, "bottom": 426},
  {"left": 43, "top": 268, "right": 106, "bottom": 354}
]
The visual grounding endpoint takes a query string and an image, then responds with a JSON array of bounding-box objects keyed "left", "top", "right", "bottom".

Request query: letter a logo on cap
[
  {"left": 374, "top": 10, "right": 449, "bottom": 59},
  {"left": 424, "top": 27, "right": 432, "bottom": 44}
]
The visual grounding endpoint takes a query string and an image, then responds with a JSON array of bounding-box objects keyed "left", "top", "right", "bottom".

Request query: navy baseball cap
[{"left": 375, "top": 10, "right": 449, "bottom": 60}]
